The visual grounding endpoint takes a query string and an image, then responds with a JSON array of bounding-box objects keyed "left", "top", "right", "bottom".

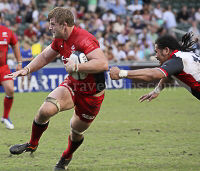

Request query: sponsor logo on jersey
[
  {"left": 2, "top": 32, "right": 8, "bottom": 37},
  {"left": 61, "top": 55, "right": 67, "bottom": 63},
  {"left": 71, "top": 45, "right": 75, "bottom": 53},
  {"left": 71, "top": 45, "right": 75, "bottom": 50},
  {"left": 82, "top": 114, "right": 95, "bottom": 120},
  {"left": 0, "top": 41, "right": 7, "bottom": 44}
]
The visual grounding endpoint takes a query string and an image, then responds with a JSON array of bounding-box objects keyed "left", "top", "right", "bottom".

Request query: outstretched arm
[
  {"left": 26, "top": 45, "right": 59, "bottom": 73},
  {"left": 7, "top": 45, "right": 59, "bottom": 78},
  {"left": 109, "top": 66, "right": 174, "bottom": 102},
  {"left": 109, "top": 66, "right": 165, "bottom": 81}
]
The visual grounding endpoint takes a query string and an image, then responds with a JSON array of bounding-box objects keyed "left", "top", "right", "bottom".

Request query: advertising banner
[{"left": 0, "top": 66, "right": 132, "bottom": 92}]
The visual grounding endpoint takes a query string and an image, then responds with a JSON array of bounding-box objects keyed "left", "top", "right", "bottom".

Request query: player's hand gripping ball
[{"left": 69, "top": 51, "right": 88, "bottom": 80}]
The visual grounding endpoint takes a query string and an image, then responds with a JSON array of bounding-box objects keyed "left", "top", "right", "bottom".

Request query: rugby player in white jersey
[{"left": 110, "top": 32, "right": 200, "bottom": 101}]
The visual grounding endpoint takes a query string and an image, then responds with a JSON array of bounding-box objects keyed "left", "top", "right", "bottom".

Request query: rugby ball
[{"left": 69, "top": 51, "right": 88, "bottom": 80}]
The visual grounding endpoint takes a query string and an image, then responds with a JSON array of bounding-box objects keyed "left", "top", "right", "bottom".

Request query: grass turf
[{"left": 0, "top": 87, "right": 199, "bottom": 171}]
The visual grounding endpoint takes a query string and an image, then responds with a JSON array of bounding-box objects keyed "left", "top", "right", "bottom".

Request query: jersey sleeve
[
  {"left": 51, "top": 39, "right": 59, "bottom": 52},
  {"left": 158, "top": 56, "right": 183, "bottom": 77},
  {"left": 79, "top": 37, "right": 100, "bottom": 55}
]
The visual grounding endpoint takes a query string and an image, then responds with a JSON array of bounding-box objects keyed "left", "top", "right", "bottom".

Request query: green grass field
[{"left": 0, "top": 88, "right": 199, "bottom": 171}]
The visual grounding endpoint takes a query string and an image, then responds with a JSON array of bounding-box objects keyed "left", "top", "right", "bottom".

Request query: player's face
[
  {"left": 154, "top": 44, "right": 169, "bottom": 65},
  {"left": 49, "top": 18, "right": 65, "bottom": 38}
]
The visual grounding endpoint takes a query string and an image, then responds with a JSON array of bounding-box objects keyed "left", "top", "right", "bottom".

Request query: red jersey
[
  {"left": 51, "top": 26, "right": 106, "bottom": 95},
  {"left": 0, "top": 25, "right": 17, "bottom": 66}
]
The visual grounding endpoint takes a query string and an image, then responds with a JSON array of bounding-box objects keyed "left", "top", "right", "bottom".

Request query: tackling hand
[
  {"left": 139, "top": 91, "right": 159, "bottom": 103},
  {"left": 109, "top": 67, "right": 120, "bottom": 80}
]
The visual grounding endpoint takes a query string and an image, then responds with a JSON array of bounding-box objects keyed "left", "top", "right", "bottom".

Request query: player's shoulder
[
  {"left": 173, "top": 51, "right": 194, "bottom": 59},
  {"left": 74, "top": 26, "right": 95, "bottom": 39},
  {"left": 74, "top": 26, "right": 88, "bottom": 34},
  {"left": 0, "top": 25, "right": 12, "bottom": 33}
]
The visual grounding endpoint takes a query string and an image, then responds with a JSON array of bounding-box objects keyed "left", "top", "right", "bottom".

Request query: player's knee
[
  {"left": 38, "top": 106, "right": 50, "bottom": 119},
  {"left": 6, "top": 92, "right": 14, "bottom": 97},
  {"left": 5, "top": 86, "right": 14, "bottom": 96},
  {"left": 37, "top": 103, "right": 56, "bottom": 120},
  {"left": 70, "top": 132, "right": 84, "bottom": 142},
  {"left": 38, "top": 97, "right": 60, "bottom": 117}
]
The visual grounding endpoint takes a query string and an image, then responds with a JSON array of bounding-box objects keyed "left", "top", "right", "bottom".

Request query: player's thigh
[
  {"left": 46, "top": 86, "right": 74, "bottom": 111},
  {"left": 36, "top": 86, "right": 74, "bottom": 121},
  {"left": 1, "top": 80, "right": 14, "bottom": 96}
]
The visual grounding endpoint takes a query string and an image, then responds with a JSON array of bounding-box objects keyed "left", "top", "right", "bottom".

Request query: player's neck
[{"left": 63, "top": 25, "right": 75, "bottom": 40}]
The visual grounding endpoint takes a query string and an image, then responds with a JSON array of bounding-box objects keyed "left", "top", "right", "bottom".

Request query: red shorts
[
  {"left": 0, "top": 65, "right": 12, "bottom": 84},
  {"left": 60, "top": 82, "right": 105, "bottom": 123}
]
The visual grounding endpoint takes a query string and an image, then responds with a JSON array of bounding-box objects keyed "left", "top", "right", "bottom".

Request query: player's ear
[
  {"left": 163, "top": 47, "right": 170, "bottom": 55},
  {"left": 63, "top": 23, "right": 67, "bottom": 30}
]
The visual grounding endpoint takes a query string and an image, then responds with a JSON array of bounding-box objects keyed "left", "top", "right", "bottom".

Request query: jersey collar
[{"left": 169, "top": 49, "right": 178, "bottom": 59}]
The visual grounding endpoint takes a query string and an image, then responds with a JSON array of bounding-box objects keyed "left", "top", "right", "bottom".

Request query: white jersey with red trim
[{"left": 158, "top": 50, "right": 200, "bottom": 100}]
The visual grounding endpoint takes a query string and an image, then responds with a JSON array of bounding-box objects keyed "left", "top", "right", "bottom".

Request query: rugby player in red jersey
[
  {"left": 110, "top": 32, "right": 200, "bottom": 101},
  {"left": 8, "top": 7, "right": 108, "bottom": 170},
  {"left": 0, "top": 12, "right": 22, "bottom": 129}
]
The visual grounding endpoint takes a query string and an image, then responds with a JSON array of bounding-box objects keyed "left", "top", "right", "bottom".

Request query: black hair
[
  {"left": 107, "top": 9, "right": 113, "bottom": 13},
  {"left": 155, "top": 32, "right": 198, "bottom": 52},
  {"left": 164, "top": 5, "right": 169, "bottom": 11}
]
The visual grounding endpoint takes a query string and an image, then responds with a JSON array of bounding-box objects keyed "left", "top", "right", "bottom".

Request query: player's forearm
[
  {"left": 78, "top": 59, "right": 108, "bottom": 73},
  {"left": 153, "top": 77, "right": 174, "bottom": 94},
  {"left": 157, "top": 77, "right": 174, "bottom": 91},
  {"left": 126, "top": 68, "right": 163, "bottom": 81},
  {"left": 13, "top": 43, "right": 22, "bottom": 62},
  {"left": 26, "top": 53, "right": 53, "bottom": 73},
  {"left": 26, "top": 46, "right": 57, "bottom": 73},
  {"left": 25, "top": 54, "right": 47, "bottom": 73}
]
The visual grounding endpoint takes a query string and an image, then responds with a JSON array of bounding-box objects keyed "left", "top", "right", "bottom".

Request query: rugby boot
[
  {"left": 54, "top": 156, "right": 72, "bottom": 170},
  {"left": 10, "top": 142, "right": 38, "bottom": 155},
  {"left": 1, "top": 118, "right": 14, "bottom": 129}
]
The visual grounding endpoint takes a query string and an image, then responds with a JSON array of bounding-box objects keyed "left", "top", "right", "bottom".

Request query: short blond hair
[{"left": 48, "top": 7, "right": 75, "bottom": 27}]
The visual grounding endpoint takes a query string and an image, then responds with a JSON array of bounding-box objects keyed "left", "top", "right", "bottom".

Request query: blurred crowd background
[{"left": 1, "top": 0, "right": 200, "bottom": 66}]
